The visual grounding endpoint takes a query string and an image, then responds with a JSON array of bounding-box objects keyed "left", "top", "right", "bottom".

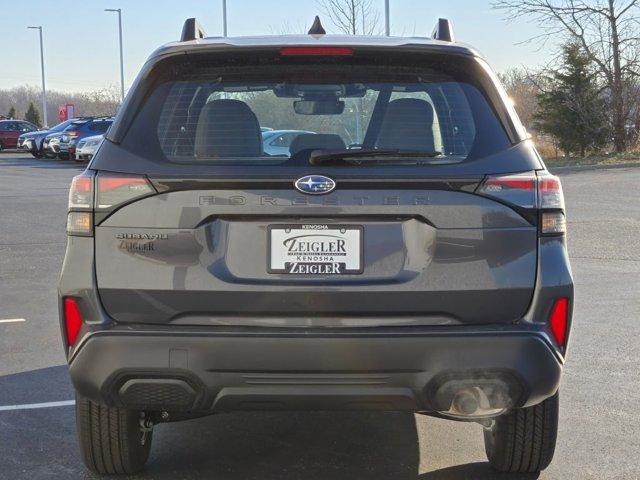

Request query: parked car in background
[
  {"left": 0, "top": 120, "right": 38, "bottom": 151},
  {"left": 43, "top": 132, "right": 64, "bottom": 158},
  {"left": 262, "top": 129, "right": 314, "bottom": 155},
  {"left": 18, "top": 118, "right": 85, "bottom": 158},
  {"left": 59, "top": 117, "right": 113, "bottom": 160},
  {"left": 73, "top": 134, "right": 103, "bottom": 162}
]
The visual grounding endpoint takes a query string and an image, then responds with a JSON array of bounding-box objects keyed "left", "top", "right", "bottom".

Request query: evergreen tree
[
  {"left": 7, "top": 106, "right": 16, "bottom": 119},
  {"left": 534, "top": 43, "right": 609, "bottom": 157},
  {"left": 24, "top": 102, "right": 42, "bottom": 127}
]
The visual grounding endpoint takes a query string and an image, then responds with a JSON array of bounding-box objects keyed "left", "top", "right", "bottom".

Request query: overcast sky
[{"left": 0, "top": 0, "right": 555, "bottom": 94}]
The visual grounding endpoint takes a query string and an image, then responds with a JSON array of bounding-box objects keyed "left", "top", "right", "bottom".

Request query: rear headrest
[
  {"left": 376, "top": 98, "right": 436, "bottom": 152},
  {"left": 289, "top": 133, "right": 346, "bottom": 156},
  {"left": 194, "top": 99, "right": 262, "bottom": 158}
]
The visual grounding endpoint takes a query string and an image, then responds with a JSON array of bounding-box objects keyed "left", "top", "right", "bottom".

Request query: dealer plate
[{"left": 268, "top": 224, "right": 363, "bottom": 275}]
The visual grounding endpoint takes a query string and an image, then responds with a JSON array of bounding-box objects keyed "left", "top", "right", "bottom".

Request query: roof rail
[
  {"left": 432, "top": 18, "right": 454, "bottom": 42},
  {"left": 181, "top": 18, "right": 206, "bottom": 42}
]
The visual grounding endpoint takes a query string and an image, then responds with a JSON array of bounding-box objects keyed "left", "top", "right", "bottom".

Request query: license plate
[{"left": 268, "top": 224, "right": 363, "bottom": 275}]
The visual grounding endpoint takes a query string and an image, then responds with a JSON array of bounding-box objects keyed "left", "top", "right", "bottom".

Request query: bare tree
[
  {"left": 499, "top": 68, "right": 543, "bottom": 129},
  {"left": 317, "top": 0, "right": 381, "bottom": 35},
  {"left": 493, "top": 0, "right": 640, "bottom": 152},
  {"left": 314, "top": 0, "right": 381, "bottom": 142},
  {"left": 0, "top": 85, "right": 120, "bottom": 125}
]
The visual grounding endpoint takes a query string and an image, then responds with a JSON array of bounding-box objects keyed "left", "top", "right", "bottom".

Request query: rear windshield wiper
[{"left": 309, "top": 149, "right": 444, "bottom": 165}]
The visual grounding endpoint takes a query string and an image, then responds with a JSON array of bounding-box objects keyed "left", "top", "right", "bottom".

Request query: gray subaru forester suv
[{"left": 59, "top": 17, "right": 573, "bottom": 475}]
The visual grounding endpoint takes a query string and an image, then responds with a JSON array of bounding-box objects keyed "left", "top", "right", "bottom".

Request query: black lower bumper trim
[{"left": 69, "top": 330, "right": 562, "bottom": 413}]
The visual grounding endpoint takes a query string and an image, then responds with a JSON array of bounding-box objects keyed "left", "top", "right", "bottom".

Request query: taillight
[
  {"left": 476, "top": 171, "right": 566, "bottom": 235},
  {"left": 69, "top": 173, "right": 93, "bottom": 209},
  {"left": 63, "top": 297, "right": 83, "bottom": 346},
  {"left": 67, "top": 172, "right": 94, "bottom": 236},
  {"left": 538, "top": 174, "right": 565, "bottom": 209},
  {"left": 476, "top": 172, "right": 536, "bottom": 208},
  {"left": 537, "top": 172, "right": 566, "bottom": 235},
  {"left": 280, "top": 46, "right": 354, "bottom": 56},
  {"left": 548, "top": 297, "right": 569, "bottom": 348},
  {"left": 67, "top": 172, "right": 155, "bottom": 236},
  {"left": 96, "top": 172, "right": 155, "bottom": 209}
]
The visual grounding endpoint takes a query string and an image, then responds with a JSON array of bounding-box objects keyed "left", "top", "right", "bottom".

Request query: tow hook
[{"left": 139, "top": 413, "right": 154, "bottom": 446}]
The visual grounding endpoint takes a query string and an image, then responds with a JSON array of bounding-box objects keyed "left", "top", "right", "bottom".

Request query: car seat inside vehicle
[
  {"left": 375, "top": 98, "right": 436, "bottom": 152},
  {"left": 194, "top": 99, "right": 262, "bottom": 158}
]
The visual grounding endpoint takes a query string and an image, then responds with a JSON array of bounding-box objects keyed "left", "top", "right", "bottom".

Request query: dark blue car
[{"left": 58, "top": 117, "right": 113, "bottom": 160}]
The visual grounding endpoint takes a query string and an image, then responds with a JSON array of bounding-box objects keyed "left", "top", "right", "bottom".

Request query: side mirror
[{"left": 294, "top": 100, "right": 345, "bottom": 115}]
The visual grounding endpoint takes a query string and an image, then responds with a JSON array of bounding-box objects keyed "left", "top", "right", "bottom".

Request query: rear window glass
[
  {"left": 50, "top": 120, "right": 73, "bottom": 132},
  {"left": 65, "top": 121, "right": 89, "bottom": 130},
  {"left": 89, "top": 121, "right": 112, "bottom": 133},
  {"left": 125, "top": 59, "right": 511, "bottom": 167}
]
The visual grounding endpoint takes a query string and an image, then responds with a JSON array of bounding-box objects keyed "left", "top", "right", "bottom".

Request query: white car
[
  {"left": 74, "top": 134, "right": 104, "bottom": 162},
  {"left": 262, "top": 129, "right": 314, "bottom": 155}
]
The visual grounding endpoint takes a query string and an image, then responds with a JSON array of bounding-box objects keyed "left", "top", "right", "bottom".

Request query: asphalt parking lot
[{"left": 0, "top": 152, "right": 638, "bottom": 480}]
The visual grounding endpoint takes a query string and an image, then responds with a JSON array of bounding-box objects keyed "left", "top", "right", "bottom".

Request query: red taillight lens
[
  {"left": 537, "top": 173, "right": 564, "bottom": 209},
  {"left": 69, "top": 173, "right": 93, "bottom": 209},
  {"left": 537, "top": 172, "right": 566, "bottom": 235},
  {"left": 549, "top": 297, "right": 569, "bottom": 348},
  {"left": 476, "top": 172, "right": 536, "bottom": 208},
  {"left": 476, "top": 171, "right": 567, "bottom": 234},
  {"left": 98, "top": 176, "right": 149, "bottom": 192},
  {"left": 280, "top": 46, "right": 354, "bottom": 56},
  {"left": 64, "top": 297, "right": 83, "bottom": 346},
  {"left": 96, "top": 172, "right": 155, "bottom": 209},
  {"left": 68, "top": 172, "right": 94, "bottom": 236}
]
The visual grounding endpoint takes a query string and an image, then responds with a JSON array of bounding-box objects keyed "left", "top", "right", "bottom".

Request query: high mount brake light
[
  {"left": 476, "top": 171, "right": 567, "bottom": 235},
  {"left": 280, "top": 46, "right": 354, "bottom": 56}
]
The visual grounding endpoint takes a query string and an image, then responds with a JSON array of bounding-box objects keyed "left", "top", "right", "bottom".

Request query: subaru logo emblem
[{"left": 294, "top": 175, "right": 336, "bottom": 195}]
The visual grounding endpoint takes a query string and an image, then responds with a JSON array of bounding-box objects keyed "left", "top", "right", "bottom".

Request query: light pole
[
  {"left": 222, "top": 0, "right": 228, "bottom": 36},
  {"left": 27, "top": 26, "right": 48, "bottom": 127},
  {"left": 384, "top": 0, "right": 390, "bottom": 36},
  {"left": 105, "top": 8, "right": 125, "bottom": 101}
]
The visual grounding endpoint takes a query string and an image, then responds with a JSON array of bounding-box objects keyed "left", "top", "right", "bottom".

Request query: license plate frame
[{"left": 268, "top": 224, "right": 363, "bottom": 275}]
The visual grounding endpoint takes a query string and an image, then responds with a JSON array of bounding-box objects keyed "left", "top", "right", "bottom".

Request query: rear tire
[
  {"left": 75, "top": 394, "right": 153, "bottom": 475},
  {"left": 484, "top": 392, "right": 559, "bottom": 473}
]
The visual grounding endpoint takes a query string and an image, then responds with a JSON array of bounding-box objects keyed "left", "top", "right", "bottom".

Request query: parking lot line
[
  {"left": 0, "top": 318, "right": 26, "bottom": 324},
  {"left": 0, "top": 400, "right": 75, "bottom": 412}
]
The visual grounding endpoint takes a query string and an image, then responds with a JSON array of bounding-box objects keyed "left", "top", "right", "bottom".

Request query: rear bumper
[{"left": 68, "top": 327, "right": 562, "bottom": 414}]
